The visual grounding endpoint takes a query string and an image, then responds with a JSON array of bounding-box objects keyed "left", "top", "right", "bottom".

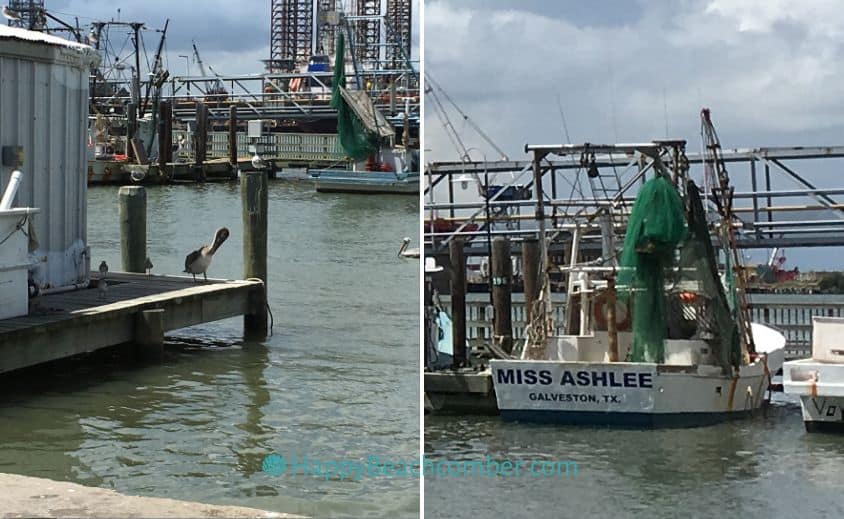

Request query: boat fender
[{"left": 593, "top": 297, "right": 631, "bottom": 331}]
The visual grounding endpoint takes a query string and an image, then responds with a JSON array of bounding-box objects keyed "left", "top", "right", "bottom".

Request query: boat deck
[{"left": 0, "top": 272, "right": 263, "bottom": 375}]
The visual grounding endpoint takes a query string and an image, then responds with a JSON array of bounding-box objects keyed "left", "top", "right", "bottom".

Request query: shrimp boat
[
  {"left": 309, "top": 31, "right": 419, "bottom": 195},
  {"left": 490, "top": 128, "right": 785, "bottom": 427},
  {"left": 783, "top": 317, "right": 844, "bottom": 432}
]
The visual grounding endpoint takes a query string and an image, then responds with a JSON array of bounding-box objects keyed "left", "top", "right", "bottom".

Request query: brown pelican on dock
[
  {"left": 99, "top": 260, "right": 108, "bottom": 278},
  {"left": 184, "top": 227, "right": 229, "bottom": 282}
]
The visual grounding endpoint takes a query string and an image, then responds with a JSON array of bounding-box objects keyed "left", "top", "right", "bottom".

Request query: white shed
[{"left": 0, "top": 26, "right": 98, "bottom": 297}]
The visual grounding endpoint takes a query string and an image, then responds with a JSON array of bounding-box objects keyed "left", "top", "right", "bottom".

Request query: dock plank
[{"left": 0, "top": 272, "right": 263, "bottom": 374}]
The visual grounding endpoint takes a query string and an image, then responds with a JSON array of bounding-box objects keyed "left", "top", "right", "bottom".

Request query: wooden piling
[
  {"left": 241, "top": 171, "right": 268, "bottom": 339},
  {"left": 126, "top": 102, "right": 137, "bottom": 162},
  {"left": 135, "top": 309, "right": 164, "bottom": 361},
  {"left": 606, "top": 277, "right": 619, "bottom": 362},
  {"left": 228, "top": 105, "right": 238, "bottom": 166},
  {"left": 158, "top": 101, "right": 173, "bottom": 166},
  {"left": 492, "top": 237, "right": 513, "bottom": 354},
  {"left": 450, "top": 239, "right": 467, "bottom": 367},
  {"left": 118, "top": 186, "right": 147, "bottom": 273},
  {"left": 522, "top": 237, "right": 540, "bottom": 325},
  {"left": 195, "top": 102, "right": 208, "bottom": 181}
]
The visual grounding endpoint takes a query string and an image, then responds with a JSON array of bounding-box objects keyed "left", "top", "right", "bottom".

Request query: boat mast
[{"left": 700, "top": 108, "right": 756, "bottom": 363}]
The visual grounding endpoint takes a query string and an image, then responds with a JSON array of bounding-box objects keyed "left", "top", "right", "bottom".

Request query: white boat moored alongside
[{"left": 783, "top": 316, "right": 844, "bottom": 433}]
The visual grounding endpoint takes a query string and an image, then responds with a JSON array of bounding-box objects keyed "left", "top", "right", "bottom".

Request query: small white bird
[
  {"left": 2, "top": 6, "right": 21, "bottom": 21},
  {"left": 144, "top": 257, "right": 153, "bottom": 275},
  {"left": 251, "top": 152, "right": 267, "bottom": 170},
  {"left": 99, "top": 260, "right": 108, "bottom": 278},
  {"left": 184, "top": 227, "right": 229, "bottom": 282}
]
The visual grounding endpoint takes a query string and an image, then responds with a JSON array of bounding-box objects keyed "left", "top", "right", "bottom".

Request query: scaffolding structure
[
  {"left": 6, "top": 0, "right": 46, "bottom": 30},
  {"left": 315, "top": 0, "right": 338, "bottom": 56},
  {"left": 353, "top": 0, "right": 381, "bottom": 65},
  {"left": 385, "top": 0, "right": 412, "bottom": 68},
  {"left": 270, "top": 0, "right": 314, "bottom": 71}
]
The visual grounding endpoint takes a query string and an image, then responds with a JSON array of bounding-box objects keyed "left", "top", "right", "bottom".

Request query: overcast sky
[
  {"left": 47, "top": 0, "right": 419, "bottom": 76},
  {"left": 425, "top": 0, "right": 844, "bottom": 268}
]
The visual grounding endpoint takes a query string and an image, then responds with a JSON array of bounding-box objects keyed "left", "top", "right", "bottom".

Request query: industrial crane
[{"left": 191, "top": 40, "right": 227, "bottom": 98}]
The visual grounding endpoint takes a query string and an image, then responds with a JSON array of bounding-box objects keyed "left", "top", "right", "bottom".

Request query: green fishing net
[
  {"left": 618, "top": 175, "right": 686, "bottom": 363},
  {"left": 332, "top": 33, "right": 379, "bottom": 161}
]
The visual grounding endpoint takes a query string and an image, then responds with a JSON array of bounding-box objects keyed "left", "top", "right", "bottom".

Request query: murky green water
[
  {"left": 424, "top": 393, "right": 844, "bottom": 518},
  {"left": 0, "top": 182, "right": 419, "bottom": 518}
]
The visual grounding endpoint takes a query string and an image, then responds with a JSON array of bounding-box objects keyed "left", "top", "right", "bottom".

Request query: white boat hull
[
  {"left": 491, "top": 359, "right": 773, "bottom": 427},
  {"left": 784, "top": 358, "right": 844, "bottom": 433}
]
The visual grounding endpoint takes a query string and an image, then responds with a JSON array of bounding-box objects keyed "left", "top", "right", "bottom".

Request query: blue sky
[{"left": 424, "top": 0, "right": 844, "bottom": 269}]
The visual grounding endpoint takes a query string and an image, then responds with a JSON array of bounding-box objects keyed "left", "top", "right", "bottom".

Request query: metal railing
[
  {"left": 439, "top": 292, "right": 844, "bottom": 360},
  {"left": 170, "top": 130, "right": 346, "bottom": 163}
]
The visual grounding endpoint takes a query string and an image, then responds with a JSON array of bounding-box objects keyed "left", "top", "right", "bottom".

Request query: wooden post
[
  {"left": 195, "top": 101, "right": 208, "bottom": 182},
  {"left": 118, "top": 186, "right": 147, "bottom": 273},
  {"left": 135, "top": 309, "right": 164, "bottom": 361},
  {"left": 606, "top": 277, "right": 619, "bottom": 362},
  {"left": 450, "top": 238, "right": 467, "bottom": 367},
  {"left": 492, "top": 237, "right": 513, "bottom": 354},
  {"left": 158, "top": 100, "right": 172, "bottom": 166},
  {"left": 522, "top": 237, "right": 540, "bottom": 324},
  {"left": 126, "top": 102, "right": 137, "bottom": 162},
  {"left": 242, "top": 171, "right": 268, "bottom": 339},
  {"left": 228, "top": 105, "right": 238, "bottom": 166}
]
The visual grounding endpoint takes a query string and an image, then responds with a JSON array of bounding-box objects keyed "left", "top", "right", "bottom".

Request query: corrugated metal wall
[{"left": 0, "top": 36, "right": 97, "bottom": 289}]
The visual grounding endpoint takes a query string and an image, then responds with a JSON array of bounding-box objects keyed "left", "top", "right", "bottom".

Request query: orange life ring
[{"left": 593, "top": 295, "right": 631, "bottom": 331}]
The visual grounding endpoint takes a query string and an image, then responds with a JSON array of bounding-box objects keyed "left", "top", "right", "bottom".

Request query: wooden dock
[{"left": 0, "top": 272, "right": 264, "bottom": 375}]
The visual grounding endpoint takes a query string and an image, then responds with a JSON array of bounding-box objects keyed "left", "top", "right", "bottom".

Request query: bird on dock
[
  {"left": 97, "top": 277, "right": 108, "bottom": 301},
  {"left": 99, "top": 260, "right": 108, "bottom": 278},
  {"left": 184, "top": 227, "right": 229, "bottom": 282},
  {"left": 145, "top": 257, "right": 153, "bottom": 275},
  {"left": 2, "top": 6, "right": 21, "bottom": 21},
  {"left": 251, "top": 152, "right": 267, "bottom": 170}
]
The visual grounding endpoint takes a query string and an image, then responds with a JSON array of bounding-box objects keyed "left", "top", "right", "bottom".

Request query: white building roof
[{"left": 0, "top": 24, "right": 92, "bottom": 51}]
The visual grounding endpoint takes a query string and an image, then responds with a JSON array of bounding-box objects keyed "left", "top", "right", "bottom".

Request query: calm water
[
  {"left": 0, "top": 182, "right": 419, "bottom": 518},
  {"left": 425, "top": 393, "right": 844, "bottom": 518}
]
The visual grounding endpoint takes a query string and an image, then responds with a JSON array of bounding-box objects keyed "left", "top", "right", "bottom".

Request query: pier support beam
[
  {"left": 492, "top": 237, "right": 513, "bottom": 354},
  {"left": 158, "top": 101, "right": 173, "bottom": 166},
  {"left": 194, "top": 101, "right": 208, "bottom": 182},
  {"left": 241, "top": 171, "right": 268, "bottom": 339},
  {"left": 228, "top": 105, "right": 238, "bottom": 166},
  {"left": 118, "top": 186, "right": 147, "bottom": 273},
  {"left": 135, "top": 309, "right": 164, "bottom": 361},
  {"left": 522, "top": 237, "right": 540, "bottom": 325},
  {"left": 450, "top": 238, "right": 467, "bottom": 367}
]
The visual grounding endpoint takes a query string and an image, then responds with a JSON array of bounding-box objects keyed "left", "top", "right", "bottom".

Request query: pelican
[
  {"left": 144, "top": 257, "right": 153, "bottom": 275},
  {"left": 184, "top": 227, "right": 229, "bottom": 282},
  {"left": 99, "top": 260, "right": 108, "bottom": 278},
  {"left": 2, "top": 6, "right": 21, "bottom": 21},
  {"left": 397, "top": 237, "right": 419, "bottom": 258}
]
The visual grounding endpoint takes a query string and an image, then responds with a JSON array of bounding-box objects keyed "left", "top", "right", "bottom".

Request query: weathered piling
[
  {"left": 492, "top": 237, "right": 513, "bottom": 354},
  {"left": 118, "top": 186, "right": 147, "bottom": 273},
  {"left": 135, "top": 308, "right": 164, "bottom": 361},
  {"left": 241, "top": 171, "right": 268, "bottom": 339},
  {"left": 450, "top": 238, "right": 467, "bottom": 367},
  {"left": 195, "top": 101, "right": 208, "bottom": 181},
  {"left": 228, "top": 105, "right": 238, "bottom": 165},
  {"left": 606, "top": 277, "right": 619, "bottom": 362},
  {"left": 522, "top": 237, "right": 540, "bottom": 324},
  {"left": 158, "top": 101, "right": 173, "bottom": 165}
]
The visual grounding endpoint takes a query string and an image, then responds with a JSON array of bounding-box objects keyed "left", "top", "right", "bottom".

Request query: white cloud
[{"left": 424, "top": 0, "right": 844, "bottom": 162}]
